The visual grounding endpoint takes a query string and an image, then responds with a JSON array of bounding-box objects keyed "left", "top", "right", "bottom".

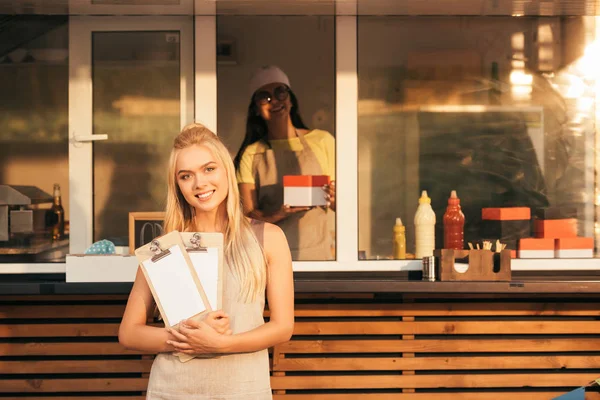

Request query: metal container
[
  {"left": 0, "top": 185, "right": 53, "bottom": 242},
  {"left": 422, "top": 256, "right": 436, "bottom": 281}
]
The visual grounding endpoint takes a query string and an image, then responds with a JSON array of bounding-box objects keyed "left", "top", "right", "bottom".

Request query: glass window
[
  {"left": 92, "top": 31, "right": 181, "bottom": 245},
  {"left": 0, "top": 20, "right": 69, "bottom": 263},
  {"left": 358, "top": 15, "right": 599, "bottom": 260},
  {"left": 217, "top": 16, "right": 336, "bottom": 261}
]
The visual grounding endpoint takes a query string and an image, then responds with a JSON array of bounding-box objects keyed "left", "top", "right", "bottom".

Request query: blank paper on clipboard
[
  {"left": 188, "top": 248, "right": 219, "bottom": 310},
  {"left": 142, "top": 245, "right": 207, "bottom": 325},
  {"left": 135, "top": 231, "right": 212, "bottom": 328},
  {"left": 182, "top": 232, "right": 224, "bottom": 310}
]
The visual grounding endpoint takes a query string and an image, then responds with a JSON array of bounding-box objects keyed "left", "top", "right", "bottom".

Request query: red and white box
[
  {"left": 555, "top": 237, "right": 594, "bottom": 258},
  {"left": 283, "top": 175, "right": 330, "bottom": 207},
  {"left": 517, "top": 238, "right": 554, "bottom": 259}
]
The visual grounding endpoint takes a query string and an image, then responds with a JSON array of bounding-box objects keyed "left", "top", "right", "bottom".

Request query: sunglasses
[{"left": 254, "top": 85, "right": 290, "bottom": 106}]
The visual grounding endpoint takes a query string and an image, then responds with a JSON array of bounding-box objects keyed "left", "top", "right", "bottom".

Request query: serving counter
[{"left": 1, "top": 272, "right": 600, "bottom": 399}]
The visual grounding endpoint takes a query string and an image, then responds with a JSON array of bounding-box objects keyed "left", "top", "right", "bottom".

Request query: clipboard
[
  {"left": 135, "top": 231, "right": 212, "bottom": 363},
  {"left": 181, "top": 232, "right": 224, "bottom": 311}
]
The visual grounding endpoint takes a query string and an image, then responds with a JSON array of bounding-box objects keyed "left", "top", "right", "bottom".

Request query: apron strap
[{"left": 250, "top": 218, "right": 265, "bottom": 249}]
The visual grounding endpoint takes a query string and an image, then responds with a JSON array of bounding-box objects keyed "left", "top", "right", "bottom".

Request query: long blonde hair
[{"left": 164, "top": 123, "right": 267, "bottom": 303}]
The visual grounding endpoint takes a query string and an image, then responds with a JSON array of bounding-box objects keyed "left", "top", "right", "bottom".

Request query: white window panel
[
  {"left": 69, "top": 16, "right": 194, "bottom": 254},
  {"left": 195, "top": 14, "right": 217, "bottom": 133},
  {"left": 68, "top": 0, "right": 194, "bottom": 16},
  {"left": 291, "top": 15, "right": 357, "bottom": 270}
]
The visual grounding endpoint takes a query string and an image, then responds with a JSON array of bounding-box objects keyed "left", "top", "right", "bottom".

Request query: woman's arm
[
  {"left": 169, "top": 223, "right": 295, "bottom": 354},
  {"left": 118, "top": 267, "right": 179, "bottom": 353},
  {"left": 239, "top": 183, "right": 309, "bottom": 224}
]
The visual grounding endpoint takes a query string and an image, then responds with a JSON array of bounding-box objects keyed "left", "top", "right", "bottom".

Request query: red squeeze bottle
[{"left": 443, "top": 190, "right": 465, "bottom": 250}]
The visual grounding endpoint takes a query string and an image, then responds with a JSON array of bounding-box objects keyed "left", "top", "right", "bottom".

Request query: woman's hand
[
  {"left": 201, "top": 310, "right": 232, "bottom": 336},
  {"left": 274, "top": 204, "right": 311, "bottom": 222},
  {"left": 323, "top": 180, "right": 336, "bottom": 211},
  {"left": 166, "top": 317, "right": 231, "bottom": 355}
]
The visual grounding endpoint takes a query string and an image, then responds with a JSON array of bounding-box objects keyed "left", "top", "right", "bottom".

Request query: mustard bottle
[{"left": 393, "top": 217, "right": 406, "bottom": 259}]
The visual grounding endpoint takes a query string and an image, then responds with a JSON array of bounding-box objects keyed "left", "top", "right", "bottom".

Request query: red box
[
  {"left": 518, "top": 238, "right": 554, "bottom": 250},
  {"left": 283, "top": 175, "right": 330, "bottom": 187},
  {"left": 482, "top": 207, "right": 531, "bottom": 221},
  {"left": 555, "top": 237, "right": 593, "bottom": 250},
  {"left": 534, "top": 219, "right": 577, "bottom": 239}
]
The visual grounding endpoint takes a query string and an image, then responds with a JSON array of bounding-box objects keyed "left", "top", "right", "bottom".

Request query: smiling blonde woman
[{"left": 119, "top": 123, "right": 295, "bottom": 400}]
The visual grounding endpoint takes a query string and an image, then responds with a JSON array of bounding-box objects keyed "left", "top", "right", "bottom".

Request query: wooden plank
[
  {"left": 402, "top": 293, "right": 600, "bottom": 300},
  {"left": 0, "top": 295, "right": 129, "bottom": 302},
  {"left": 0, "top": 360, "right": 153, "bottom": 374},
  {"left": 401, "top": 315, "right": 415, "bottom": 393},
  {"left": 271, "top": 373, "right": 600, "bottom": 389},
  {"left": 274, "top": 393, "right": 600, "bottom": 400},
  {"left": 0, "top": 324, "right": 120, "bottom": 337},
  {"left": 295, "top": 293, "right": 375, "bottom": 299},
  {"left": 279, "top": 338, "right": 600, "bottom": 354},
  {"left": 274, "top": 355, "right": 600, "bottom": 371},
  {"left": 293, "top": 321, "right": 600, "bottom": 335},
  {"left": 0, "top": 305, "right": 126, "bottom": 319},
  {"left": 0, "top": 378, "right": 148, "bottom": 392},
  {"left": 0, "top": 342, "right": 150, "bottom": 356},
  {"left": 0, "top": 398, "right": 145, "bottom": 400},
  {"left": 6, "top": 319, "right": 600, "bottom": 338},
  {"left": 293, "top": 303, "right": 600, "bottom": 317}
]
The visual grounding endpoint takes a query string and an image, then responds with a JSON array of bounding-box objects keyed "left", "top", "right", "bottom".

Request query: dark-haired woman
[{"left": 234, "top": 66, "right": 335, "bottom": 261}]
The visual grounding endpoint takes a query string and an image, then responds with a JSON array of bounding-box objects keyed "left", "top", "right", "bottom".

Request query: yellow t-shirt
[{"left": 236, "top": 129, "right": 335, "bottom": 185}]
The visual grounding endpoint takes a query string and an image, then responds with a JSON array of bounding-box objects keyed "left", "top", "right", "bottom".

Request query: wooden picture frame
[{"left": 128, "top": 212, "right": 165, "bottom": 255}]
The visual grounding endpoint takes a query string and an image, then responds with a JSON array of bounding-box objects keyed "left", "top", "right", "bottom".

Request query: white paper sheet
[
  {"left": 142, "top": 245, "right": 207, "bottom": 326},
  {"left": 188, "top": 247, "right": 219, "bottom": 310}
]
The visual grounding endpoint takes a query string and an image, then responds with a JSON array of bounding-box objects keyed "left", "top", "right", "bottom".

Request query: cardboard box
[
  {"left": 534, "top": 218, "right": 577, "bottom": 239},
  {"left": 482, "top": 207, "right": 531, "bottom": 221},
  {"left": 554, "top": 237, "right": 594, "bottom": 258},
  {"left": 518, "top": 238, "right": 555, "bottom": 258},
  {"left": 283, "top": 175, "right": 330, "bottom": 207}
]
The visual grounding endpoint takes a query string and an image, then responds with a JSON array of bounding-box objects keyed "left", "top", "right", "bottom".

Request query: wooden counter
[{"left": 1, "top": 275, "right": 600, "bottom": 399}]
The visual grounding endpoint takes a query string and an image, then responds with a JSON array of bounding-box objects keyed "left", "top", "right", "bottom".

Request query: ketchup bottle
[{"left": 443, "top": 190, "right": 465, "bottom": 250}]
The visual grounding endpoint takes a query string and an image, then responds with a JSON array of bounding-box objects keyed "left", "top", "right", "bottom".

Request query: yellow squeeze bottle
[{"left": 393, "top": 218, "right": 406, "bottom": 260}]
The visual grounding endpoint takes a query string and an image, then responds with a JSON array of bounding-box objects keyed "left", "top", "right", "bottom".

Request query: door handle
[{"left": 73, "top": 134, "right": 108, "bottom": 142}]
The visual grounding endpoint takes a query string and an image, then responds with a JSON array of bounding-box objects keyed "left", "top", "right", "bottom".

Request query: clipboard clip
[
  {"left": 149, "top": 239, "right": 171, "bottom": 263},
  {"left": 187, "top": 233, "right": 208, "bottom": 253}
]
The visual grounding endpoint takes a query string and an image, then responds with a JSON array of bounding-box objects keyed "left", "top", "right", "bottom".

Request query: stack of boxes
[
  {"left": 533, "top": 208, "right": 593, "bottom": 258},
  {"left": 480, "top": 207, "right": 531, "bottom": 258},
  {"left": 481, "top": 206, "right": 594, "bottom": 258}
]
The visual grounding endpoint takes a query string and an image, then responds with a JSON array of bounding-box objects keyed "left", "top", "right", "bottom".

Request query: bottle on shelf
[
  {"left": 443, "top": 190, "right": 465, "bottom": 250},
  {"left": 414, "top": 190, "right": 436, "bottom": 259},
  {"left": 48, "top": 183, "right": 65, "bottom": 240},
  {"left": 393, "top": 217, "right": 406, "bottom": 260}
]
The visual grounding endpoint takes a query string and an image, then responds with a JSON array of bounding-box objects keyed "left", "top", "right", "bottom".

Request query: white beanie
[{"left": 249, "top": 65, "right": 290, "bottom": 97}]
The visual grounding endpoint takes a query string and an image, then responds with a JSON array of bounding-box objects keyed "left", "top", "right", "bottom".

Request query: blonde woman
[{"left": 119, "top": 123, "right": 294, "bottom": 399}]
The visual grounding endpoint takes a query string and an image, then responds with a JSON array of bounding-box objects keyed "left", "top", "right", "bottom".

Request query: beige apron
[
  {"left": 252, "top": 130, "right": 332, "bottom": 261},
  {"left": 146, "top": 220, "right": 271, "bottom": 400}
]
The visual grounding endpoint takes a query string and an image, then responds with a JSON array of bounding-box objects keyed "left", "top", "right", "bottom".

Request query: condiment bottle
[
  {"left": 393, "top": 217, "right": 406, "bottom": 259},
  {"left": 443, "top": 190, "right": 465, "bottom": 250},
  {"left": 414, "top": 190, "right": 436, "bottom": 258}
]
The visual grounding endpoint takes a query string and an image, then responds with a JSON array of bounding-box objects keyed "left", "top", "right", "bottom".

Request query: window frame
[{"left": 3, "top": 14, "right": 600, "bottom": 274}]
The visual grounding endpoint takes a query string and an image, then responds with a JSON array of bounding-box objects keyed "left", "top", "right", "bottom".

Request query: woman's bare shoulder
[{"left": 262, "top": 222, "right": 289, "bottom": 255}]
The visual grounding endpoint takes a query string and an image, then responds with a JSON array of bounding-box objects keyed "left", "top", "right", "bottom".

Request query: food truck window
[{"left": 358, "top": 15, "right": 598, "bottom": 261}]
